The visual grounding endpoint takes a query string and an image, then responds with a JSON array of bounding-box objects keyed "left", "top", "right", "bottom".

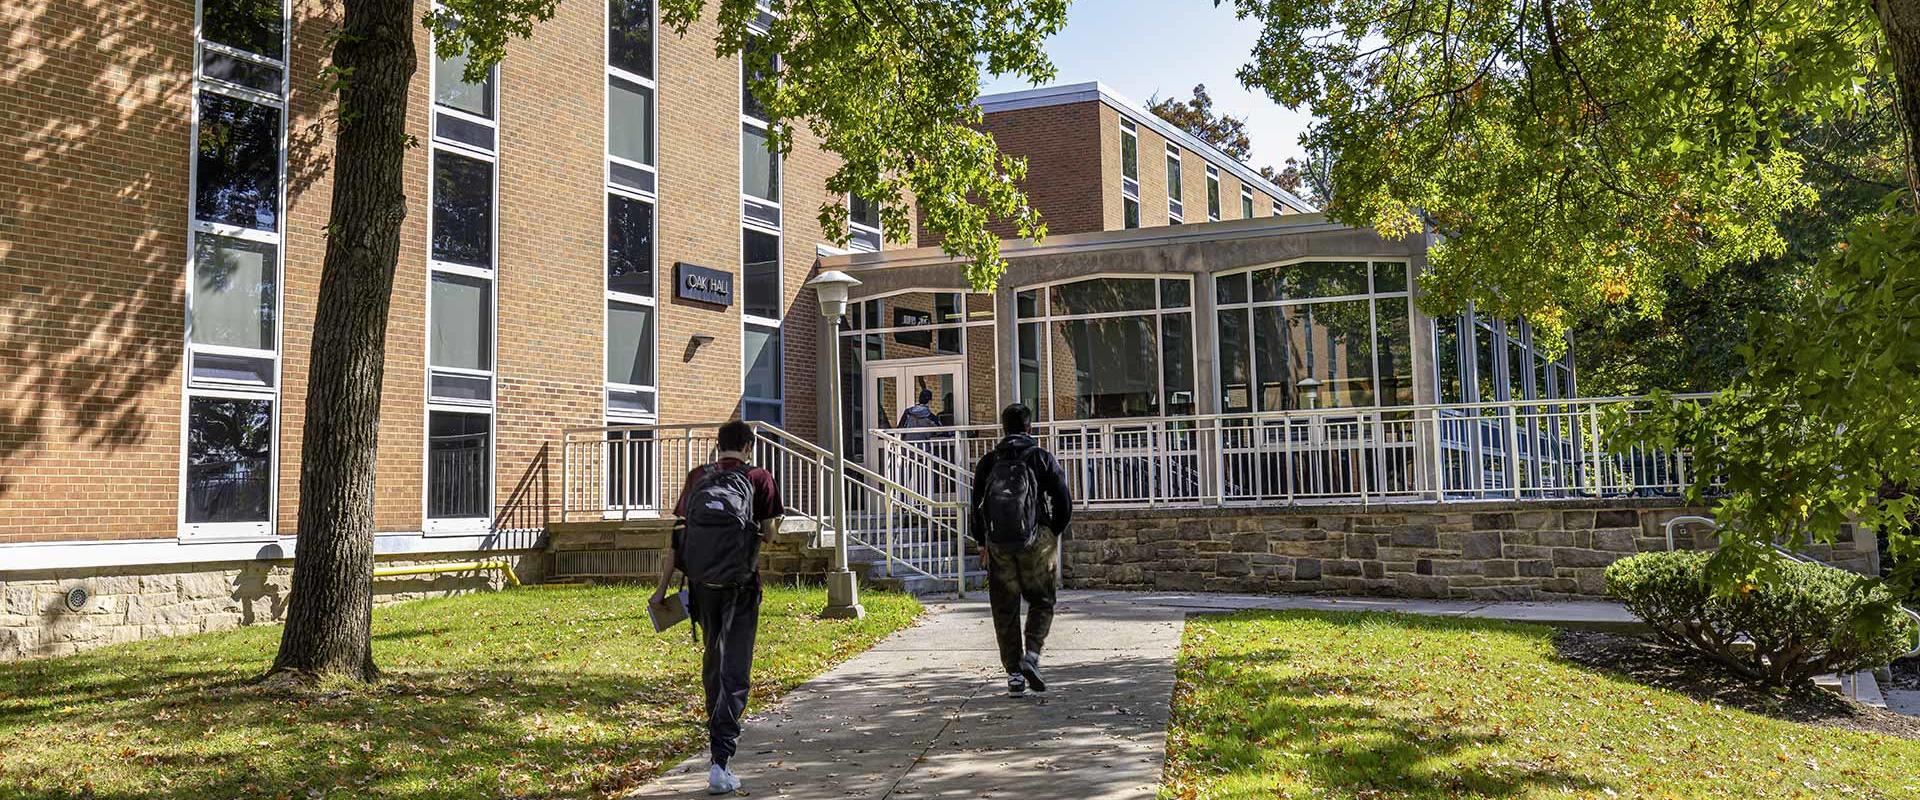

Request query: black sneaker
[
  {"left": 1019, "top": 651, "right": 1047, "bottom": 693},
  {"left": 1006, "top": 673, "right": 1027, "bottom": 696}
]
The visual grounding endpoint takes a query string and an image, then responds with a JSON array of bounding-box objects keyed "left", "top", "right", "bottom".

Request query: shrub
[{"left": 1606, "top": 550, "right": 1918, "bottom": 687}]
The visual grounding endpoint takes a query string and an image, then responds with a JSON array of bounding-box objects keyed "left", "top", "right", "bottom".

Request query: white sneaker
[{"left": 707, "top": 763, "right": 741, "bottom": 795}]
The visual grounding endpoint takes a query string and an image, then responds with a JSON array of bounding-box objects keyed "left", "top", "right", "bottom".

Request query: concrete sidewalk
[
  {"left": 626, "top": 591, "right": 1186, "bottom": 799},
  {"left": 623, "top": 590, "right": 1638, "bottom": 799}
]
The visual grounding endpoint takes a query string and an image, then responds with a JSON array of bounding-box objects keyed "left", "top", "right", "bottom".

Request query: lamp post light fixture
[
  {"left": 805, "top": 270, "right": 866, "bottom": 620},
  {"left": 1297, "top": 377, "right": 1323, "bottom": 411}
]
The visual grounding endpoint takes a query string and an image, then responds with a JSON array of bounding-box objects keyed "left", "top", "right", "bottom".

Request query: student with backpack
[
  {"left": 969, "top": 403, "right": 1073, "bottom": 696},
  {"left": 650, "top": 420, "right": 782, "bottom": 795},
  {"left": 895, "top": 388, "right": 942, "bottom": 437}
]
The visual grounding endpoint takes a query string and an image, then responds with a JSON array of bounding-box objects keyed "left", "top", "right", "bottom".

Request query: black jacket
[{"left": 968, "top": 433, "right": 1072, "bottom": 546}]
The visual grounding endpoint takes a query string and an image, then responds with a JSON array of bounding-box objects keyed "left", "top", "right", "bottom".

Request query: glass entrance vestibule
[{"left": 819, "top": 221, "right": 1582, "bottom": 506}]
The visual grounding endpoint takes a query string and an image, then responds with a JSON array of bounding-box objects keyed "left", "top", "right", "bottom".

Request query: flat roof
[
  {"left": 820, "top": 214, "right": 1368, "bottom": 272},
  {"left": 975, "top": 81, "right": 1317, "bottom": 214}
]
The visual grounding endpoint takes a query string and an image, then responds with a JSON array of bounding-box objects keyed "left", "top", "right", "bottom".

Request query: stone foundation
[
  {"left": 1063, "top": 500, "right": 1879, "bottom": 601},
  {"left": 547, "top": 518, "right": 833, "bottom": 586},
  {"left": 0, "top": 551, "right": 547, "bottom": 661}
]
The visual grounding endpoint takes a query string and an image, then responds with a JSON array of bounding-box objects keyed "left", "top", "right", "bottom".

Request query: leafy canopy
[
  {"left": 1224, "top": 0, "right": 1882, "bottom": 342},
  {"left": 428, "top": 0, "right": 1067, "bottom": 289}
]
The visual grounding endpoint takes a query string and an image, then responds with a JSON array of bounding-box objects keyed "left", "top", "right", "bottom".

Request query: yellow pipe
[{"left": 373, "top": 560, "right": 521, "bottom": 587}]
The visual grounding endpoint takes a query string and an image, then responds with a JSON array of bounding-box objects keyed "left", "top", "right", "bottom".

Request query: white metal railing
[
  {"left": 870, "top": 395, "right": 1708, "bottom": 510},
  {"left": 559, "top": 421, "right": 968, "bottom": 592}
]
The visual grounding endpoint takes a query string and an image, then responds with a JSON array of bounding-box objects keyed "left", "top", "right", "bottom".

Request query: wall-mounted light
[{"left": 685, "top": 333, "right": 716, "bottom": 362}]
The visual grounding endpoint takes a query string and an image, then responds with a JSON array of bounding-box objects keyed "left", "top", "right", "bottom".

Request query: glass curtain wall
[
  {"left": 1014, "top": 277, "right": 1196, "bottom": 422},
  {"left": 1430, "top": 309, "right": 1580, "bottom": 496},
  {"left": 1212, "top": 261, "right": 1415, "bottom": 499}
]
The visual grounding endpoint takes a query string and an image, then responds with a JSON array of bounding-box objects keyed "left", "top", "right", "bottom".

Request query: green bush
[{"left": 1606, "top": 551, "right": 1917, "bottom": 687}]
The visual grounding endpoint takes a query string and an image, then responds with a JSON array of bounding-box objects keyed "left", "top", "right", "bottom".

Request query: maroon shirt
[{"left": 673, "top": 457, "right": 782, "bottom": 522}]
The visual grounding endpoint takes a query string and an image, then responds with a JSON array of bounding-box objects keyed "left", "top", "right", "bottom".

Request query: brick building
[
  {"left": 5, "top": 0, "right": 1616, "bottom": 659},
  {"left": 0, "top": 0, "right": 920, "bottom": 657},
  {"left": 957, "top": 82, "right": 1315, "bottom": 241}
]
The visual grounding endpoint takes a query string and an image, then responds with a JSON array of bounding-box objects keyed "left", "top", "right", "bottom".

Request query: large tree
[
  {"left": 270, "top": 0, "right": 1064, "bottom": 683},
  {"left": 1225, "top": 0, "right": 1920, "bottom": 593},
  {"left": 1149, "top": 83, "right": 1254, "bottom": 160},
  {"left": 1577, "top": 93, "right": 1903, "bottom": 395},
  {"left": 1150, "top": 83, "right": 1330, "bottom": 204}
]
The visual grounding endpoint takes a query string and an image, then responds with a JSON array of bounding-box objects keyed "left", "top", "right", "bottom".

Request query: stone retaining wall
[
  {"left": 1063, "top": 501, "right": 1879, "bottom": 601},
  {"left": 0, "top": 552, "right": 547, "bottom": 661},
  {"left": 547, "top": 520, "right": 832, "bottom": 585}
]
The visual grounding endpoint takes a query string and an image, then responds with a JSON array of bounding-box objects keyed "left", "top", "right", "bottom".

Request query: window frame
[
  {"left": 1205, "top": 165, "right": 1221, "bottom": 222},
  {"left": 1165, "top": 142, "right": 1184, "bottom": 223},
  {"left": 740, "top": 226, "right": 784, "bottom": 423},
  {"left": 1012, "top": 274, "right": 1197, "bottom": 423},
  {"left": 1240, "top": 185, "right": 1254, "bottom": 219},
  {"left": 605, "top": 2, "right": 660, "bottom": 425},
  {"left": 847, "top": 191, "right": 882, "bottom": 252},
  {"left": 1119, "top": 117, "right": 1140, "bottom": 202},
  {"left": 180, "top": 0, "right": 290, "bottom": 542},
  {"left": 1209, "top": 259, "right": 1416, "bottom": 414},
  {"left": 422, "top": 18, "right": 500, "bottom": 534},
  {"left": 739, "top": 24, "right": 781, "bottom": 228}
]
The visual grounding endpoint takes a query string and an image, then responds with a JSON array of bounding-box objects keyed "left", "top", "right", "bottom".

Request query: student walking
[
  {"left": 969, "top": 403, "right": 1072, "bottom": 696},
  {"left": 651, "top": 420, "right": 783, "bottom": 795}
]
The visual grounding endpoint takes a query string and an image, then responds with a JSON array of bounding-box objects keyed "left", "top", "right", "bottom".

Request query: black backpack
[
  {"left": 982, "top": 444, "right": 1041, "bottom": 551},
  {"left": 677, "top": 465, "right": 760, "bottom": 586}
]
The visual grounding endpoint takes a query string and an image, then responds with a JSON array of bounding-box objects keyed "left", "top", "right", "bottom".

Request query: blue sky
[{"left": 979, "top": 0, "right": 1315, "bottom": 171}]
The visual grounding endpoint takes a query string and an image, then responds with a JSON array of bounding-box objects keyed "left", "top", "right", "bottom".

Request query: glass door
[{"left": 863, "top": 358, "right": 966, "bottom": 490}]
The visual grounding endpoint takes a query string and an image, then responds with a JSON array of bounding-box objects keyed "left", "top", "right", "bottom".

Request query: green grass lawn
[
  {"left": 1163, "top": 611, "right": 1920, "bottom": 800},
  {"left": 0, "top": 584, "right": 920, "bottom": 800}
]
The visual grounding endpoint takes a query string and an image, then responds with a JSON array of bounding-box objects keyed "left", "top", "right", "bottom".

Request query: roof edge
[{"left": 816, "top": 214, "right": 1408, "bottom": 274}]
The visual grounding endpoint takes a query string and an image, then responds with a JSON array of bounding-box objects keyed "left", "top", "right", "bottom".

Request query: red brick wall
[
  {"left": 0, "top": 0, "right": 905, "bottom": 545},
  {"left": 920, "top": 100, "right": 1108, "bottom": 245},
  {"left": 0, "top": 0, "right": 194, "bottom": 544}
]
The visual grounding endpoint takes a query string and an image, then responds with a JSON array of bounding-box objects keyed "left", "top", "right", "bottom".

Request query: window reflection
[
  {"left": 186, "top": 397, "right": 273, "bottom": 524},
  {"left": 195, "top": 93, "right": 282, "bottom": 231}
]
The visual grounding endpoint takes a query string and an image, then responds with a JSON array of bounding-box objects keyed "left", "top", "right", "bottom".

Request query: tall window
[
  {"left": 606, "top": 0, "right": 657, "bottom": 424},
  {"left": 1165, "top": 143, "right": 1184, "bottom": 224},
  {"left": 848, "top": 193, "right": 882, "bottom": 252},
  {"left": 1433, "top": 309, "right": 1575, "bottom": 405},
  {"left": 184, "top": 0, "right": 286, "bottom": 538},
  {"left": 740, "top": 11, "right": 783, "bottom": 422},
  {"left": 740, "top": 22, "right": 780, "bottom": 229},
  {"left": 1120, "top": 118, "right": 1140, "bottom": 229},
  {"left": 1015, "top": 277, "right": 1195, "bottom": 422},
  {"left": 1213, "top": 261, "right": 1414, "bottom": 413},
  {"left": 1205, "top": 165, "right": 1221, "bottom": 221},
  {"left": 426, "top": 16, "right": 499, "bottom": 529},
  {"left": 1240, "top": 185, "right": 1254, "bottom": 218}
]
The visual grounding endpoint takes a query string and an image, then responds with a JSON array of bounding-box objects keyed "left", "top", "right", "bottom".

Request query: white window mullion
[{"left": 183, "top": 0, "right": 288, "bottom": 541}]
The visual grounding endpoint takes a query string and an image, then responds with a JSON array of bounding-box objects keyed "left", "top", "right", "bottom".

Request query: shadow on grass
[
  {"left": 1551, "top": 627, "right": 1920, "bottom": 739},
  {"left": 1167, "top": 611, "right": 1602, "bottom": 798},
  {"left": 0, "top": 586, "right": 922, "bottom": 800}
]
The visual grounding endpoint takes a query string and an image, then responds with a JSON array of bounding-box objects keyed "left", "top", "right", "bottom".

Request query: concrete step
[{"left": 1814, "top": 670, "right": 1887, "bottom": 708}]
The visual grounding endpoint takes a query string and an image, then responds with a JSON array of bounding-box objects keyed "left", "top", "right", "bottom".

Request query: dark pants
[
  {"left": 691, "top": 581, "right": 761, "bottom": 766},
  {"left": 986, "top": 529, "right": 1057, "bottom": 675}
]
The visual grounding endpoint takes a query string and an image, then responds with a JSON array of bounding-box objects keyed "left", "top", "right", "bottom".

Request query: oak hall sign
[{"left": 675, "top": 262, "right": 733, "bottom": 306}]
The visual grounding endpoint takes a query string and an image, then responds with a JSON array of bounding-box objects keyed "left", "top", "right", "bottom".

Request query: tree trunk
[
  {"left": 268, "top": 0, "right": 417, "bottom": 683},
  {"left": 1878, "top": 0, "right": 1920, "bottom": 208}
]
